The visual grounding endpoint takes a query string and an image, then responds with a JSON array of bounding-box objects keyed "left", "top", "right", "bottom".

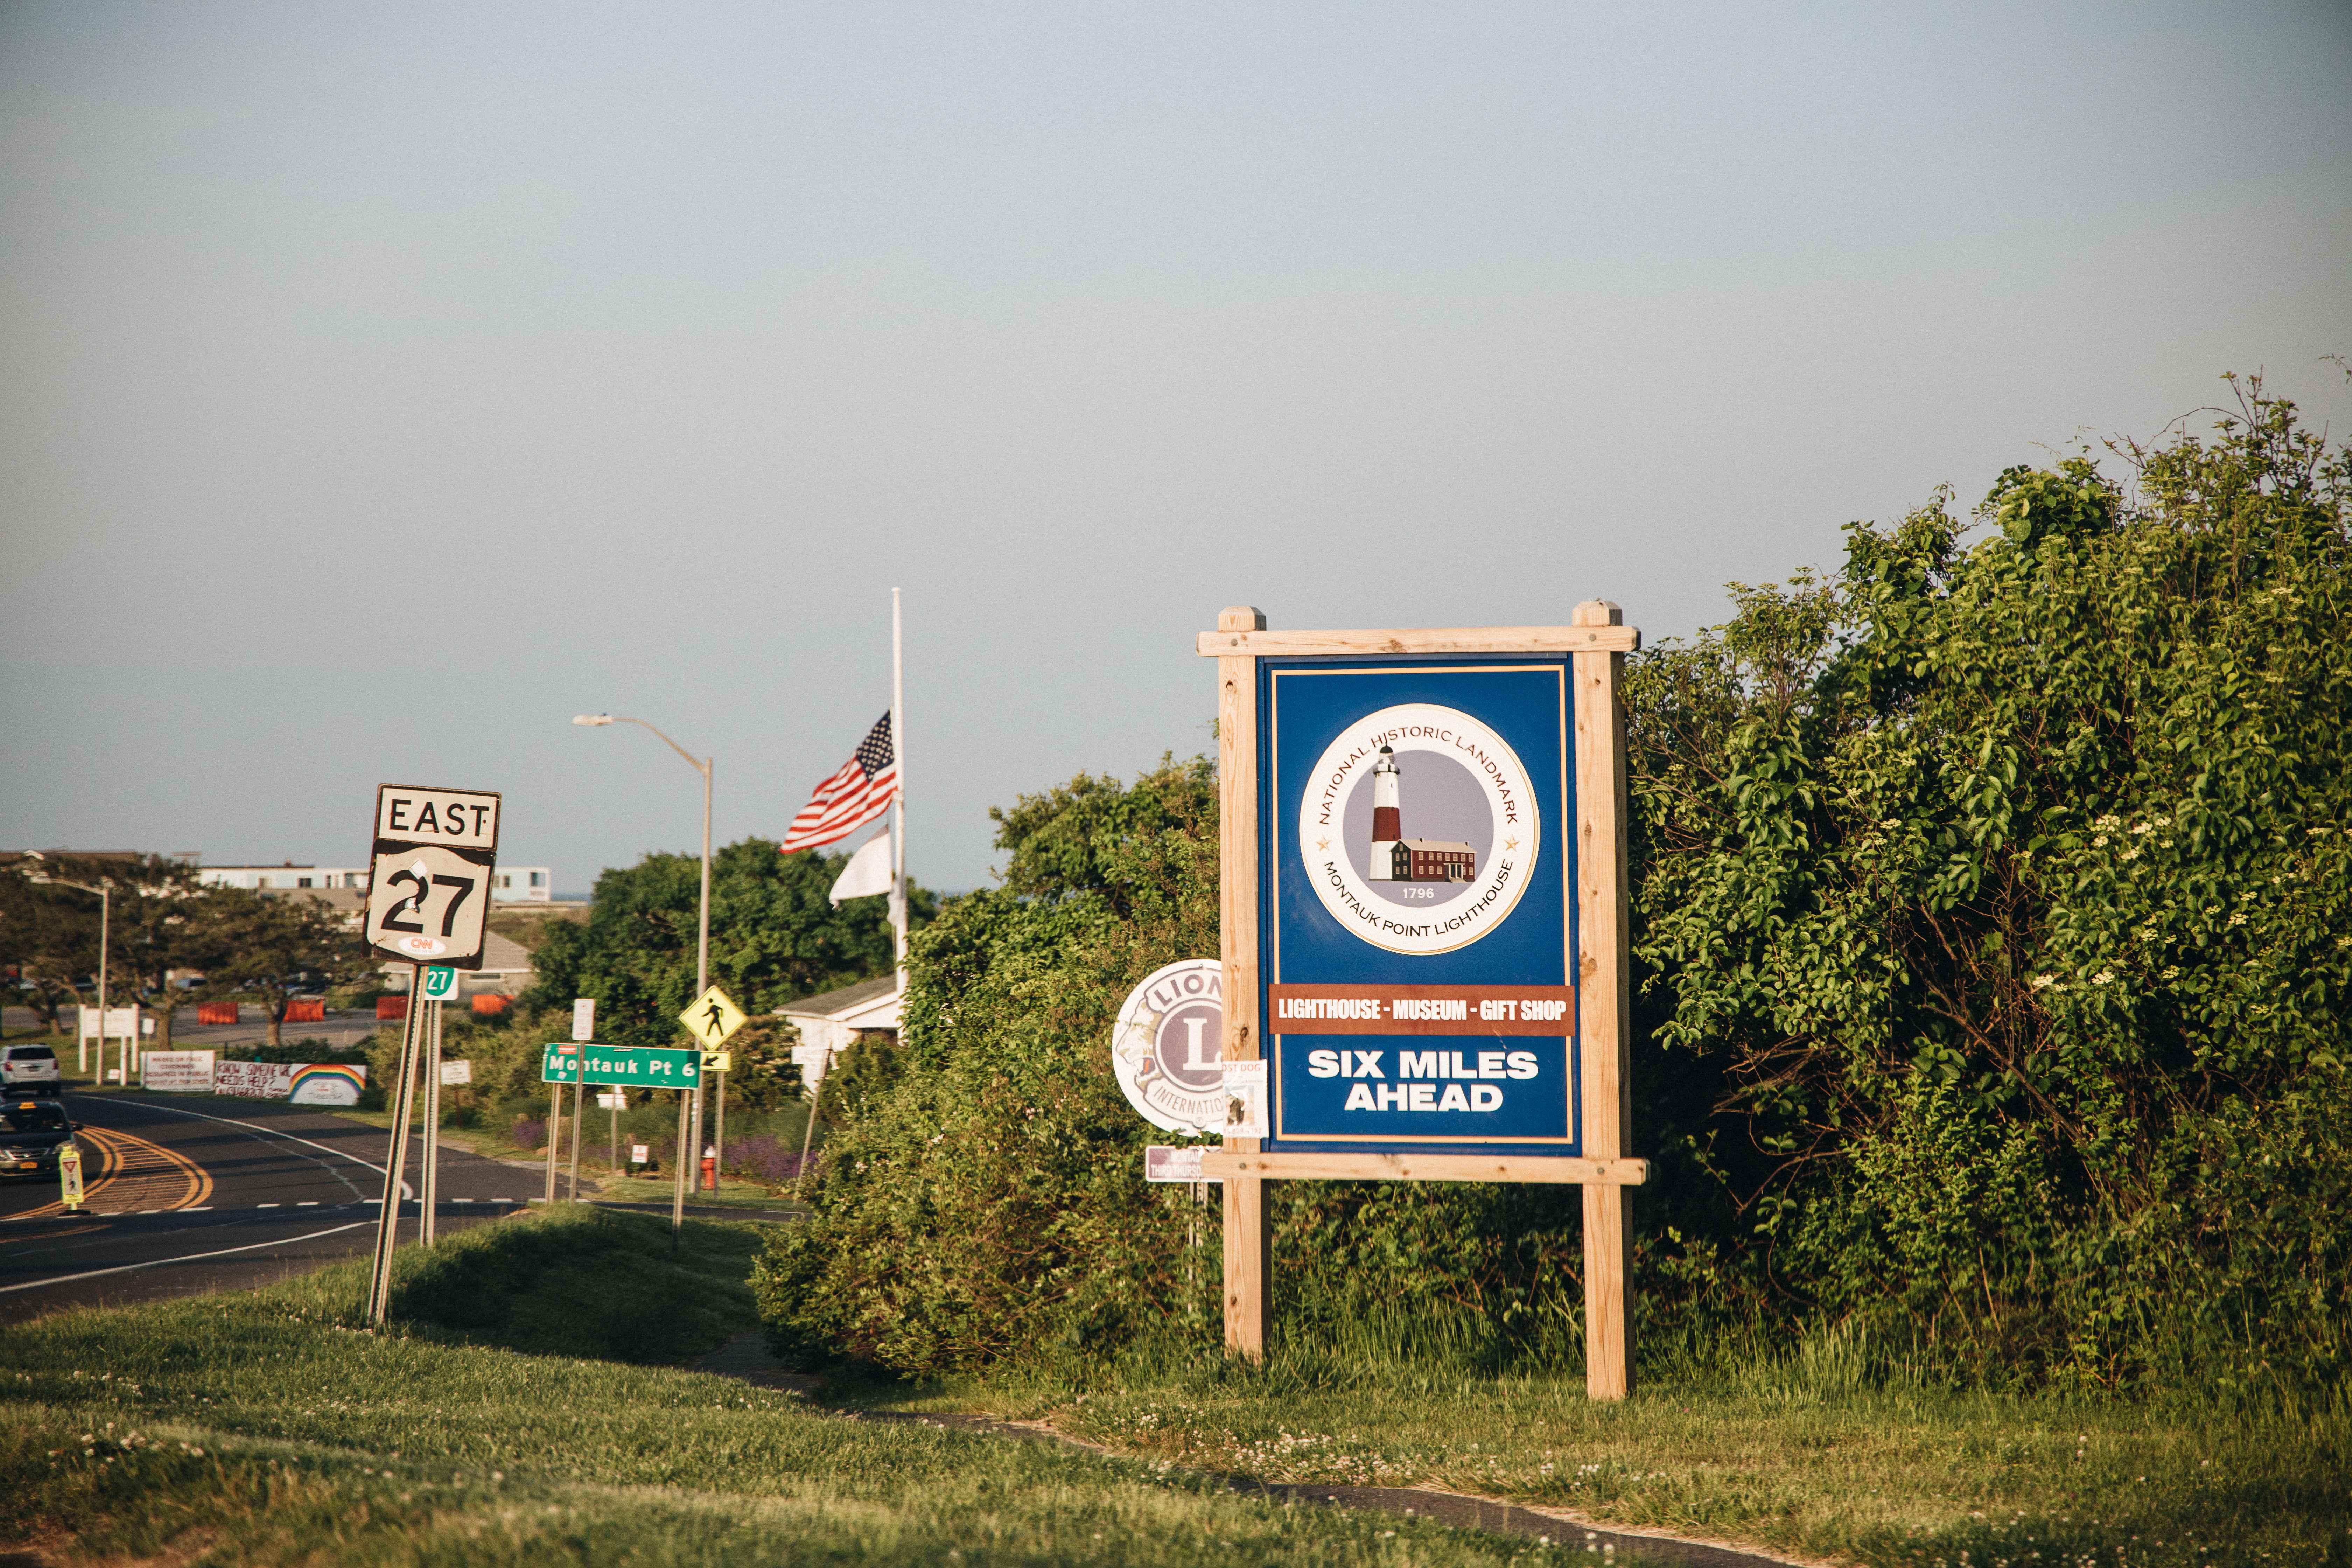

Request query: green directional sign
[{"left": 541, "top": 1042, "right": 701, "bottom": 1089}]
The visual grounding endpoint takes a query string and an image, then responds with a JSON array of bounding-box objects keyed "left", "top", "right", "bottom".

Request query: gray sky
[{"left": 5, "top": 1, "right": 2348, "bottom": 895}]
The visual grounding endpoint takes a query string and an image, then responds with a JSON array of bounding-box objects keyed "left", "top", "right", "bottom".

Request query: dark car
[{"left": 0, "top": 1100, "right": 80, "bottom": 1180}]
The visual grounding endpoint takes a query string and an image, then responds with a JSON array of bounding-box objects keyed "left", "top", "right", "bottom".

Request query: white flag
[{"left": 828, "top": 829, "right": 893, "bottom": 906}]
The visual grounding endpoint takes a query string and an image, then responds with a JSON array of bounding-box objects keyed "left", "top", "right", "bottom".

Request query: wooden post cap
[
  {"left": 1219, "top": 605, "right": 1268, "bottom": 632},
  {"left": 1572, "top": 600, "right": 1623, "bottom": 626}
]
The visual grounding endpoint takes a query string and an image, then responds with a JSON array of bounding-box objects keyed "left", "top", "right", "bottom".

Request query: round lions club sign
[
  {"left": 1110, "top": 958, "right": 1225, "bottom": 1133},
  {"left": 1297, "top": 702, "right": 1540, "bottom": 956}
]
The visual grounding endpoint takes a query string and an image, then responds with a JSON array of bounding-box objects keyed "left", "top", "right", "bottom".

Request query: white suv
[{"left": 0, "top": 1044, "right": 62, "bottom": 1097}]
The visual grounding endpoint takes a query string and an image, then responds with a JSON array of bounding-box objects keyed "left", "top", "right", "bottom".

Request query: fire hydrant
[{"left": 701, "top": 1146, "right": 717, "bottom": 1192}]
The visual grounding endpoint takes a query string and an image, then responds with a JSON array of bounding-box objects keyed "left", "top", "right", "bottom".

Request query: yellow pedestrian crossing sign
[{"left": 679, "top": 985, "right": 747, "bottom": 1045}]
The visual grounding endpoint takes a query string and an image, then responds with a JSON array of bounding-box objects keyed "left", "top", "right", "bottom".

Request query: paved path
[{"left": 0, "top": 1091, "right": 543, "bottom": 1322}]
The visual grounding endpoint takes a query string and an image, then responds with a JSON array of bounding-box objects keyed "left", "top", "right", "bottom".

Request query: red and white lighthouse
[{"left": 1367, "top": 746, "right": 1403, "bottom": 878}]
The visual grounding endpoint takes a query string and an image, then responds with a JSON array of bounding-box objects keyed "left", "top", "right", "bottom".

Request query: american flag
[{"left": 779, "top": 713, "right": 897, "bottom": 854}]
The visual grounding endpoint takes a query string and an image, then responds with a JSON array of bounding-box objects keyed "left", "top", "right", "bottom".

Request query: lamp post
[
  {"left": 23, "top": 854, "right": 110, "bottom": 1083},
  {"left": 574, "top": 714, "right": 713, "bottom": 1238}
]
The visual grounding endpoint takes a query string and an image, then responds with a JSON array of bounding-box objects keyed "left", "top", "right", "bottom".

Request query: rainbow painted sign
[{"left": 288, "top": 1063, "right": 368, "bottom": 1105}]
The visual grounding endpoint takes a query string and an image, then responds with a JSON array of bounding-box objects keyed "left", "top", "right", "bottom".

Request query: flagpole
[{"left": 891, "top": 587, "right": 907, "bottom": 990}]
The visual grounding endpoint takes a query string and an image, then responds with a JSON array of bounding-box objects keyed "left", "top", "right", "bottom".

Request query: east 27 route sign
[{"left": 364, "top": 785, "right": 500, "bottom": 968}]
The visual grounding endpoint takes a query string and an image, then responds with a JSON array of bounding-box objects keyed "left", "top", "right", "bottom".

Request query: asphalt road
[{"left": 0, "top": 1091, "right": 546, "bottom": 1323}]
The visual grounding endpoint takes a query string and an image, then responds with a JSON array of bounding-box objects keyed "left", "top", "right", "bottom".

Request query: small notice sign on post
[
  {"left": 630, "top": 1143, "right": 650, "bottom": 1166},
  {"left": 1144, "top": 1145, "right": 1220, "bottom": 1184},
  {"left": 572, "top": 998, "right": 595, "bottom": 1042},
  {"left": 439, "top": 1058, "right": 473, "bottom": 1086}
]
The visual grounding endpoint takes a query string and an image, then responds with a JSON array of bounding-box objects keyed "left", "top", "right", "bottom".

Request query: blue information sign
[{"left": 1259, "top": 657, "right": 1578, "bottom": 1156}]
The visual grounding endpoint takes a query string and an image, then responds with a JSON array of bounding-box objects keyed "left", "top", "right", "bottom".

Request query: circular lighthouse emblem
[
  {"left": 1109, "top": 959, "right": 1226, "bottom": 1133},
  {"left": 1296, "top": 702, "right": 1540, "bottom": 956}
]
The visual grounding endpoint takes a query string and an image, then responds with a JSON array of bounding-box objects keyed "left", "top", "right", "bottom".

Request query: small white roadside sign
[
  {"left": 1144, "top": 1145, "right": 1220, "bottom": 1184},
  {"left": 439, "top": 1058, "right": 474, "bottom": 1086}
]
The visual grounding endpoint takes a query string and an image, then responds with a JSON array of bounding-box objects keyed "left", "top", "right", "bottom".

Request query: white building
[
  {"left": 199, "top": 863, "right": 370, "bottom": 891},
  {"left": 778, "top": 975, "right": 902, "bottom": 1097},
  {"left": 199, "top": 862, "right": 554, "bottom": 902},
  {"left": 489, "top": 867, "right": 552, "bottom": 902}
]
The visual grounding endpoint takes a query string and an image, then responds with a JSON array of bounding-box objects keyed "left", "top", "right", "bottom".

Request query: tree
[
  {"left": 0, "top": 853, "right": 195, "bottom": 1040},
  {"left": 105, "top": 859, "right": 227, "bottom": 1051},
  {"left": 523, "top": 837, "right": 936, "bottom": 1047},
  {"left": 1628, "top": 374, "right": 2352, "bottom": 1386},
  {"left": 0, "top": 867, "right": 102, "bottom": 1034},
  {"left": 206, "top": 890, "right": 376, "bottom": 1048}
]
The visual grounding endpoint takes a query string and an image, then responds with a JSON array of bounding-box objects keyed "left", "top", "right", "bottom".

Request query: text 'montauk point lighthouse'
[{"left": 1364, "top": 746, "right": 1477, "bottom": 883}]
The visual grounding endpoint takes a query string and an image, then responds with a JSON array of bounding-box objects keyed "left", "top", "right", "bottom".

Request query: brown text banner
[{"left": 1268, "top": 983, "right": 1575, "bottom": 1035}]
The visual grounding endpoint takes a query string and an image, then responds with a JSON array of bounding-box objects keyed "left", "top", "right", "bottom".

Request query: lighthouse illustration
[{"left": 1363, "top": 746, "right": 1477, "bottom": 883}]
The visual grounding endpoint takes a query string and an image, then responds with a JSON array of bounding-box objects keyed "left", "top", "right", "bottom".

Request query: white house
[
  {"left": 777, "top": 975, "right": 902, "bottom": 1097},
  {"left": 200, "top": 862, "right": 554, "bottom": 902},
  {"left": 199, "top": 863, "right": 371, "bottom": 891},
  {"left": 489, "top": 867, "right": 553, "bottom": 902}
]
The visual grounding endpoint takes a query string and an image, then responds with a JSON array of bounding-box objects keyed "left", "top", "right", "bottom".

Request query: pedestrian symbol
[{"left": 677, "top": 985, "right": 747, "bottom": 1046}]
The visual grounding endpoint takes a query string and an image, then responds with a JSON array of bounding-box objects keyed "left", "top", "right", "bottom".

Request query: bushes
[
  {"left": 1629, "top": 375, "right": 2352, "bottom": 1391},
  {"left": 758, "top": 380, "right": 2352, "bottom": 1394},
  {"left": 754, "top": 758, "right": 1220, "bottom": 1374}
]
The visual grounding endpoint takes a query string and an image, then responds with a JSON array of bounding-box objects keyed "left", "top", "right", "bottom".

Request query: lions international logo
[
  {"left": 1109, "top": 959, "right": 1226, "bottom": 1133},
  {"left": 1296, "top": 703, "right": 1538, "bottom": 956}
]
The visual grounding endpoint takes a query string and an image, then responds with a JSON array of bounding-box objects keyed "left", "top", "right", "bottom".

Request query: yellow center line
[{"left": 12, "top": 1126, "right": 214, "bottom": 1220}]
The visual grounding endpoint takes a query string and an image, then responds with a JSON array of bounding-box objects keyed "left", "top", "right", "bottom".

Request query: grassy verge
[
  {"left": 853, "top": 1345, "right": 2351, "bottom": 1568},
  {"left": 0, "top": 1209, "right": 1540, "bottom": 1567}
]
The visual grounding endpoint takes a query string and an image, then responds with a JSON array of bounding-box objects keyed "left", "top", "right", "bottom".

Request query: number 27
[{"left": 382, "top": 871, "right": 476, "bottom": 937}]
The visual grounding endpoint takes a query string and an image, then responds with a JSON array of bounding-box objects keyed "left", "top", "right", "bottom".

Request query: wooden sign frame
[{"left": 1195, "top": 601, "right": 1646, "bottom": 1400}]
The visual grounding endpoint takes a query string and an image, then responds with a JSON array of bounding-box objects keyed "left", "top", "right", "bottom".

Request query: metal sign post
[
  {"left": 677, "top": 985, "right": 746, "bottom": 1202},
  {"left": 418, "top": 966, "right": 456, "bottom": 1246},
  {"left": 1194, "top": 604, "right": 1650, "bottom": 1398},
  {"left": 364, "top": 788, "right": 498, "bottom": 1328},
  {"left": 366, "top": 961, "right": 427, "bottom": 1324},
  {"left": 420, "top": 996, "right": 442, "bottom": 1245},
  {"left": 545, "top": 1080, "right": 562, "bottom": 1202},
  {"left": 541, "top": 1042, "right": 703, "bottom": 1240}
]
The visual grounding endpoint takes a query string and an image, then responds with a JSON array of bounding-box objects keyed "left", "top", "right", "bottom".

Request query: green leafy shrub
[
  {"left": 1630, "top": 374, "right": 2352, "bottom": 1390},
  {"left": 758, "top": 378, "right": 2352, "bottom": 1393}
]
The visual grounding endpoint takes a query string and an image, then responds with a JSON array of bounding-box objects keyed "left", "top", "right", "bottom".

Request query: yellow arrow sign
[
  {"left": 679, "top": 985, "right": 748, "bottom": 1045},
  {"left": 701, "top": 1051, "right": 732, "bottom": 1073}
]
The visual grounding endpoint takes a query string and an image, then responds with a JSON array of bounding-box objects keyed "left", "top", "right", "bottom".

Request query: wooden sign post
[{"left": 1198, "top": 602, "right": 1647, "bottom": 1399}]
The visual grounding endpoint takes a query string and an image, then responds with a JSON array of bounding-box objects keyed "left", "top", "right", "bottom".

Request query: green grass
[
  {"left": 861, "top": 1331, "right": 2352, "bottom": 1568},
  {"left": 0, "top": 1209, "right": 1551, "bottom": 1567}
]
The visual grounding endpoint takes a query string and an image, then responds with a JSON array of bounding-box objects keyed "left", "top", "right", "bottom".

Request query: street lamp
[
  {"left": 23, "top": 853, "right": 111, "bottom": 1084},
  {"left": 574, "top": 714, "right": 714, "bottom": 1233}
]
